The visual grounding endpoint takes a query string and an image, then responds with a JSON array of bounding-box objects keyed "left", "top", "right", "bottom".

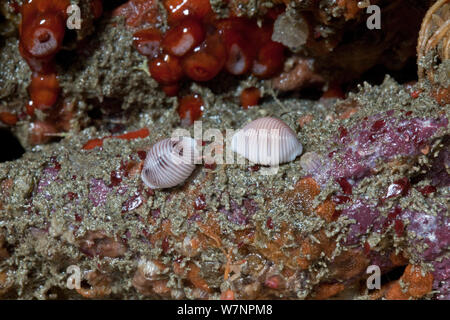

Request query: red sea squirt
[
  {"left": 163, "top": 0, "right": 213, "bottom": 23},
  {"left": 178, "top": 94, "right": 204, "bottom": 126},
  {"left": 127, "top": 1, "right": 287, "bottom": 95},
  {"left": 29, "top": 73, "right": 60, "bottom": 110},
  {"left": 182, "top": 33, "right": 226, "bottom": 82},
  {"left": 148, "top": 54, "right": 184, "bottom": 85},
  {"left": 162, "top": 18, "right": 205, "bottom": 56},
  {"left": 252, "top": 41, "right": 285, "bottom": 78},
  {"left": 133, "top": 28, "right": 162, "bottom": 57},
  {"left": 240, "top": 87, "right": 260, "bottom": 109},
  {"left": 217, "top": 18, "right": 257, "bottom": 75},
  {"left": 19, "top": 0, "right": 70, "bottom": 112}
]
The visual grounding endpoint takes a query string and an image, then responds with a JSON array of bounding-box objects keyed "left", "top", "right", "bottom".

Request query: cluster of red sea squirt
[
  {"left": 14, "top": 0, "right": 285, "bottom": 141},
  {"left": 132, "top": 0, "right": 286, "bottom": 124},
  {"left": 16, "top": 0, "right": 102, "bottom": 144},
  {"left": 19, "top": 0, "right": 70, "bottom": 114}
]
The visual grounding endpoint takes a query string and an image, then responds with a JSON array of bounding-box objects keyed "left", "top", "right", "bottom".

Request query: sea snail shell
[
  {"left": 141, "top": 137, "right": 198, "bottom": 189},
  {"left": 231, "top": 117, "right": 303, "bottom": 165}
]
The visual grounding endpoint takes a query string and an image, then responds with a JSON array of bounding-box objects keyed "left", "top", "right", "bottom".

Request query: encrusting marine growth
[{"left": 0, "top": 0, "right": 448, "bottom": 300}]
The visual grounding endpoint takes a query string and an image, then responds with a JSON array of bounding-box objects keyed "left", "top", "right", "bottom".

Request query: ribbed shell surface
[
  {"left": 141, "top": 137, "right": 198, "bottom": 189},
  {"left": 231, "top": 117, "right": 303, "bottom": 165}
]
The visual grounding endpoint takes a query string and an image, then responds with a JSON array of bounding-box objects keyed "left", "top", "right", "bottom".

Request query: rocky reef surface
[
  {"left": 0, "top": 0, "right": 448, "bottom": 300},
  {"left": 0, "top": 77, "right": 448, "bottom": 299}
]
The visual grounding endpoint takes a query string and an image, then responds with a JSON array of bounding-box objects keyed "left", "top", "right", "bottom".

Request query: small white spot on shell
[
  {"left": 141, "top": 137, "right": 198, "bottom": 189},
  {"left": 231, "top": 117, "right": 303, "bottom": 165}
]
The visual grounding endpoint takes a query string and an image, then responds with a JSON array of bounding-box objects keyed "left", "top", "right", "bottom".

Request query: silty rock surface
[{"left": 0, "top": 77, "right": 448, "bottom": 299}]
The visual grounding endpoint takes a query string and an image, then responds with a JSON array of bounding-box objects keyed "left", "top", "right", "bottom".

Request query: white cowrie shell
[
  {"left": 141, "top": 137, "right": 198, "bottom": 189},
  {"left": 231, "top": 117, "right": 302, "bottom": 165}
]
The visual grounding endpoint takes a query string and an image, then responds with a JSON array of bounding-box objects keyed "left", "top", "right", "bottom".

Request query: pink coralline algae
[
  {"left": 433, "top": 258, "right": 450, "bottom": 300},
  {"left": 36, "top": 157, "right": 62, "bottom": 195},
  {"left": 36, "top": 164, "right": 63, "bottom": 201},
  {"left": 305, "top": 113, "right": 448, "bottom": 186},
  {"left": 423, "top": 136, "right": 450, "bottom": 187},
  {"left": 405, "top": 209, "right": 449, "bottom": 300},
  {"left": 340, "top": 200, "right": 379, "bottom": 245},
  {"left": 219, "top": 198, "right": 258, "bottom": 225},
  {"left": 37, "top": 166, "right": 60, "bottom": 194},
  {"left": 320, "top": 114, "right": 449, "bottom": 300},
  {"left": 88, "top": 178, "right": 112, "bottom": 207},
  {"left": 404, "top": 209, "right": 449, "bottom": 261},
  {"left": 340, "top": 199, "right": 449, "bottom": 299},
  {"left": 341, "top": 201, "right": 448, "bottom": 260}
]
